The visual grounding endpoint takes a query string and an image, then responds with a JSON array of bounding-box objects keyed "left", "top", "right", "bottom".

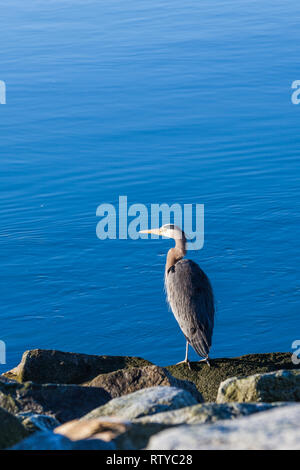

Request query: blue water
[{"left": 1, "top": 1, "right": 300, "bottom": 372}]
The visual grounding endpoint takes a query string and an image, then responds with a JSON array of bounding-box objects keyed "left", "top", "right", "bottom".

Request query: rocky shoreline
[{"left": 1, "top": 349, "right": 300, "bottom": 449}]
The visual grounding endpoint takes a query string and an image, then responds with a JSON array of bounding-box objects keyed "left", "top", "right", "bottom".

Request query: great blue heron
[{"left": 140, "top": 224, "right": 214, "bottom": 368}]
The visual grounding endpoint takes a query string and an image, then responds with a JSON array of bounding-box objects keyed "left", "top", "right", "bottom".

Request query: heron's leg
[
  {"left": 176, "top": 342, "right": 191, "bottom": 369},
  {"left": 198, "top": 356, "right": 211, "bottom": 367}
]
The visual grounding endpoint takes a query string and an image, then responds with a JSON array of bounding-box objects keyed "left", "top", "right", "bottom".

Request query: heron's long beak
[{"left": 139, "top": 228, "right": 161, "bottom": 236}]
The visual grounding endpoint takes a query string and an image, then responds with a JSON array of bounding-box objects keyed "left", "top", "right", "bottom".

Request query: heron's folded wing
[{"left": 166, "top": 259, "right": 214, "bottom": 357}]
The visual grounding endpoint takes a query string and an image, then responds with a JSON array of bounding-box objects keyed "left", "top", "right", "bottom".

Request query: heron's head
[{"left": 139, "top": 224, "right": 186, "bottom": 241}]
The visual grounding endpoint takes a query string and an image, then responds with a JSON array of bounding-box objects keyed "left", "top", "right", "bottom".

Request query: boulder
[
  {"left": 217, "top": 369, "right": 300, "bottom": 403},
  {"left": 56, "top": 403, "right": 285, "bottom": 450},
  {"left": 0, "top": 406, "right": 29, "bottom": 450},
  {"left": 2, "top": 349, "right": 152, "bottom": 384},
  {"left": 85, "top": 365, "right": 202, "bottom": 402},
  {"left": 82, "top": 386, "right": 198, "bottom": 421},
  {"left": 10, "top": 431, "right": 115, "bottom": 450},
  {"left": 146, "top": 403, "right": 300, "bottom": 450},
  {"left": 134, "top": 402, "right": 286, "bottom": 425},
  {"left": 0, "top": 376, "right": 111, "bottom": 423},
  {"left": 166, "top": 352, "right": 299, "bottom": 401}
]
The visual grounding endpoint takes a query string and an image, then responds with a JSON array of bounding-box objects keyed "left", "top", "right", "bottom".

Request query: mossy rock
[
  {"left": 166, "top": 352, "right": 300, "bottom": 401},
  {"left": 3, "top": 350, "right": 298, "bottom": 403},
  {"left": 217, "top": 369, "right": 300, "bottom": 403},
  {"left": 2, "top": 349, "right": 152, "bottom": 384}
]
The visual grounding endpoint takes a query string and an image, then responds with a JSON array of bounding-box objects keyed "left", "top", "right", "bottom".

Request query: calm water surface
[{"left": 1, "top": 1, "right": 300, "bottom": 370}]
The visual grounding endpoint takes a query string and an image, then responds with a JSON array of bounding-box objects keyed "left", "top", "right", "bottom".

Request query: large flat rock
[
  {"left": 85, "top": 365, "right": 202, "bottom": 402},
  {"left": 81, "top": 386, "right": 198, "bottom": 421},
  {"left": 217, "top": 369, "right": 300, "bottom": 402},
  {"left": 0, "top": 376, "right": 111, "bottom": 423},
  {"left": 167, "top": 352, "right": 299, "bottom": 401},
  {"left": 2, "top": 349, "right": 152, "bottom": 384},
  {"left": 135, "top": 401, "right": 286, "bottom": 425},
  {"left": 146, "top": 403, "right": 300, "bottom": 450}
]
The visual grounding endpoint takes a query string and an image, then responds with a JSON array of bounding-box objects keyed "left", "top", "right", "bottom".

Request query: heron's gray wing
[{"left": 165, "top": 259, "right": 215, "bottom": 358}]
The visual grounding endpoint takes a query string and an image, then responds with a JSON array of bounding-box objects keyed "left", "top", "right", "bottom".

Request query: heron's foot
[
  {"left": 176, "top": 359, "right": 191, "bottom": 370},
  {"left": 198, "top": 357, "right": 211, "bottom": 367}
]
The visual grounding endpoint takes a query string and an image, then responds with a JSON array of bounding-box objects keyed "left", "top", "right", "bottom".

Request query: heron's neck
[{"left": 165, "top": 238, "right": 186, "bottom": 273}]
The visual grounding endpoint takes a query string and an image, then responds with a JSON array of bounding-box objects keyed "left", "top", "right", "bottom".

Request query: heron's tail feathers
[{"left": 190, "top": 336, "right": 210, "bottom": 359}]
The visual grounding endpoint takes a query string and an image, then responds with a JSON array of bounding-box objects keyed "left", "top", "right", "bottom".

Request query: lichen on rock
[{"left": 217, "top": 369, "right": 300, "bottom": 403}]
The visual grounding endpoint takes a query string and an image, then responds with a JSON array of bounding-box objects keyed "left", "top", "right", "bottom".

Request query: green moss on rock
[{"left": 166, "top": 352, "right": 300, "bottom": 402}]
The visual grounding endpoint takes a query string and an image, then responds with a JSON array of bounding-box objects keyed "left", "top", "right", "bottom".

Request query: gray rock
[
  {"left": 119, "top": 402, "right": 287, "bottom": 449},
  {"left": 82, "top": 386, "right": 198, "bottom": 421},
  {"left": 0, "top": 376, "right": 111, "bottom": 423},
  {"left": 135, "top": 402, "right": 287, "bottom": 425},
  {"left": 2, "top": 349, "right": 152, "bottom": 384},
  {"left": 17, "top": 412, "right": 60, "bottom": 433},
  {"left": 146, "top": 403, "right": 300, "bottom": 450},
  {"left": 10, "top": 431, "right": 116, "bottom": 450},
  {"left": 86, "top": 365, "right": 202, "bottom": 402},
  {"left": 217, "top": 369, "right": 300, "bottom": 403},
  {"left": 0, "top": 406, "right": 29, "bottom": 449}
]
